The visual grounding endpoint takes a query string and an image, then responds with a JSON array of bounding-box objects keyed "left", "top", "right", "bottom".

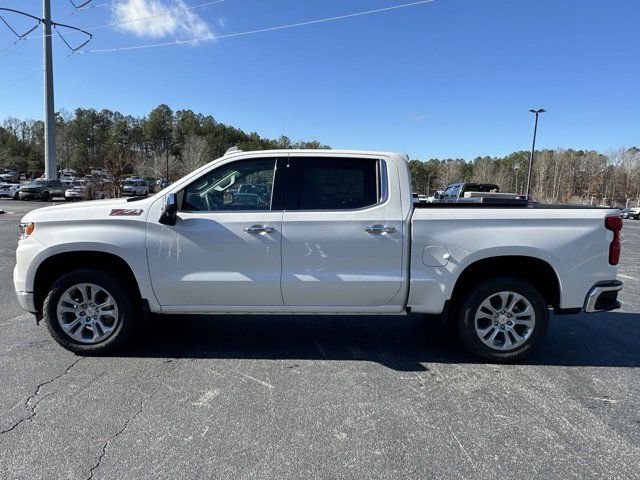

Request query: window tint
[
  {"left": 181, "top": 158, "right": 275, "bottom": 211},
  {"left": 296, "top": 158, "right": 379, "bottom": 210}
]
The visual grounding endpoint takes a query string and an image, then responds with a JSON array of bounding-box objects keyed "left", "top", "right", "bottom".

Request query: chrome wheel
[
  {"left": 474, "top": 291, "right": 536, "bottom": 351},
  {"left": 56, "top": 283, "right": 120, "bottom": 344}
]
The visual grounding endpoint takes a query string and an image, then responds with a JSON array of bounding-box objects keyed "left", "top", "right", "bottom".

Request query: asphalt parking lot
[{"left": 1, "top": 199, "right": 639, "bottom": 480}]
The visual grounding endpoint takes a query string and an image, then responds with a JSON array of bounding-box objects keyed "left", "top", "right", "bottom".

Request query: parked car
[
  {"left": 65, "top": 182, "right": 111, "bottom": 201},
  {"left": 0, "top": 171, "right": 18, "bottom": 182},
  {"left": 629, "top": 206, "right": 640, "bottom": 220},
  {"left": 121, "top": 179, "right": 149, "bottom": 197},
  {"left": 412, "top": 193, "right": 429, "bottom": 203},
  {"left": 144, "top": 178, "right": 156, "bottom": 193},
  {"left": 18, "top": 179, "right": 65, "bottom": 201},
  {"left": 14, "top": 149, "right": 623, "bottom": 362},
  {"left": 0, "top": 182, "right": 21, "bottom": 199},
  {"left": 436, "top": 182, "right": 526, "bottom": 204},
  {"left": 620, "top": 208, "right": 630, "bottom": 219}
]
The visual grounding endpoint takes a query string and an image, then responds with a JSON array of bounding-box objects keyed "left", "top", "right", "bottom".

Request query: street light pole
[{"left": 526, "top": 108, "right": 545, "bottom": 199}]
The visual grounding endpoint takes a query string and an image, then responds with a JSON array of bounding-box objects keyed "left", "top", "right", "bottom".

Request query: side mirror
[{"left": 159, "top": 193, "right": 178, "bottom": 226}]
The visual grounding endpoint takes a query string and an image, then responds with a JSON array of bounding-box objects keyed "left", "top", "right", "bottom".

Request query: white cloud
[{"left": 112, "top": 0, "right": 213, "bottom": 40}]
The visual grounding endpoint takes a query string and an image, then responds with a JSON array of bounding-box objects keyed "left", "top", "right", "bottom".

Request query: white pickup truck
[{"left": 14, "top": 149, "right": 623, "bottom": 361}]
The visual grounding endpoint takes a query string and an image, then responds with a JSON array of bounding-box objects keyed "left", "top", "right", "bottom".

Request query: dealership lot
[{"left": 1, "top": 200, "right": 639, "bottom": 479}]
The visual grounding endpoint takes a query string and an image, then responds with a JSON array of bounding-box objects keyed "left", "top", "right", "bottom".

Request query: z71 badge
[{"left": 109, "top": 209, "right": 144, "bottom": 216}]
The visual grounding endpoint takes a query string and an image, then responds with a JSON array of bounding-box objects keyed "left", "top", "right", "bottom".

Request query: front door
[
  {"left": 147, "top": 157, "right": 284, "bottom": 308},
  {"left": 281, "top": 156, "right": 404, "bottom": 306}
]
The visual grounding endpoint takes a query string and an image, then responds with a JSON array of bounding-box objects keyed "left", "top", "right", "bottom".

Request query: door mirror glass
[{"left": 159, "top": 193, "right": 178, "bottom": 225}]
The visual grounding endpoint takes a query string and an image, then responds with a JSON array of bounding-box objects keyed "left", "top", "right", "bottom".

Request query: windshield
[
  {"left": 31, "top": 180, "right": 47, "bottom": 186},
  {"left": 123, "top": 181, "right": 136, "bottom": 186}
]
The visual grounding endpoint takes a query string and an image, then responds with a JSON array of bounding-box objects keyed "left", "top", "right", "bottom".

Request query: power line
[
  {"left": 90, "top": 0, "right": 226, "bottom": 30},
  {"left": 0, "top": 2, "right": 94, "bottom": 180},
  {"left": 81, "top": 0, "right": 436, "bottom": 53},
  {"left": 0, "top": 69, "right": 41, "bottom": 94},
  {"left": 27, "top": 0, "right": 227, "bottom": 38},
  {"left": 0, "top": 38, "right": 31, "bottom": 60}
]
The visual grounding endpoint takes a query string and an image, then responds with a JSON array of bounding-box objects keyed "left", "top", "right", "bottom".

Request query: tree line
[
  {"left": 1, "top": 105, "right": 638, "bottom": 206},
  {"left": 0, "top": 104, "right": 329, "bottom": 184},
  {"left": 408, "top": 147, "right": 640, "bottom": 206}
]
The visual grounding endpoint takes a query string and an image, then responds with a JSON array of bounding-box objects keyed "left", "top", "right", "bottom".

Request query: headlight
[{"left": 19, "top": 223, "right": 35, "bottom": 240}]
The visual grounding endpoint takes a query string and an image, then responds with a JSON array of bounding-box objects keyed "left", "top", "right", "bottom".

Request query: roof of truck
[{"left": 224, "top": 148, "right": 408, "bottom": 162}]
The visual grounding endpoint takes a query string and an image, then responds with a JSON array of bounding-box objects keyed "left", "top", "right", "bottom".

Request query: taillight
[{"left": 605, "top": 215, "right": 622, "bottom": 265}]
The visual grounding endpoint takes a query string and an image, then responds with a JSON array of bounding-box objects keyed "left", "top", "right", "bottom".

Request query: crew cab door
[
  {"left": 146, "top": 157, "right": 285, "bottom": 309},
  {"left": 281, "top": 155, "right": 404, "bottom": 307}
]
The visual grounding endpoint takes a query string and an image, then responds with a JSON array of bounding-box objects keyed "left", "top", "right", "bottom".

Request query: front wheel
[
  {"left": 455, "top": 276, "right": 549, "bottom": 362},
  {"left": 42, "top": 269, "right": 135, "bottom": 354}
]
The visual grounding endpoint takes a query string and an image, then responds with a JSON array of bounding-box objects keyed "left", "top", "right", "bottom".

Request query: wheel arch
[
  {"left": 449, "top": 255, "right": 562, "bottom": 314},
  {"left": 33, "top": 251, "right": 143, "bottom": 313}
]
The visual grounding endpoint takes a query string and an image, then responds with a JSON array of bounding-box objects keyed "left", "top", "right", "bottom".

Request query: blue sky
[{"left": 0, "top": 0, "right": 638, "bottom": 160}]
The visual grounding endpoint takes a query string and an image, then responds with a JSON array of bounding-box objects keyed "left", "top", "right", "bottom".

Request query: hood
[{"left": 21, "top": 196, "right": 156, "bottom": 223}]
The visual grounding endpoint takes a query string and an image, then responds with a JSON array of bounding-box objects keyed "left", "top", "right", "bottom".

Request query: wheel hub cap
[
  {"left": 56, "top": 283, "right": 119, "bottom": 344},
  {"left": 474, "top": 291, "right": 536, "bottom": 351}
]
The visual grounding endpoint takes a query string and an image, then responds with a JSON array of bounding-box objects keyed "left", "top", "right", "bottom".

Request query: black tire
[
  {"left": 41, "top": 191, "right": 51, "bottom": 202},
  {"left": 13, "top": 192, "right": 19, "bottom": 200},
  {"left": 455, "top": 276, "right": 549, "bottom": 362},
  {"left": 42, "top": 269, "right": 136, "bottom": 354}
]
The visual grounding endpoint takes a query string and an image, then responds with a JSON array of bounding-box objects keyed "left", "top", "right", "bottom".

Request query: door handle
[
  {"left": 365, "top": 224, "right": 396, "bottom": 234},
  {"left": 244, "top": 225, "right": 276, "bottom": 234}
]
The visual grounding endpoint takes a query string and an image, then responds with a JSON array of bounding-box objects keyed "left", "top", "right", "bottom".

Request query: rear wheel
[
  {"left": 41, "top": 191, "right": 51, "bottom": 202},
  {"left": 13, "top": 192, "right": 19, "bottom": 200},
  {"left": 455, "top": 276, "right": 549, "bottom": 362},
  {"left": 42, "top": 269, "right": 135, "bottom": 354}
]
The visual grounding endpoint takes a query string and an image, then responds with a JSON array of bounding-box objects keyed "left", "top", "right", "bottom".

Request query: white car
[
  {"left": 629, "top": 207, "right": 640, "bottom": 220},
  {"left": 121, "top": 179, "right": 149, "bottom": 197},
  {"left": 0, "top": 182, "right": 21, "bottom": 199},
  {"left": 14, "top": 149, "right": 623, "bottom": 361}
]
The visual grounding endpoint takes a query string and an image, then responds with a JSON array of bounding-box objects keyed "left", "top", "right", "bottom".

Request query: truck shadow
[{"left": 123, "top": 311, "right": 640, "bottom": 371}]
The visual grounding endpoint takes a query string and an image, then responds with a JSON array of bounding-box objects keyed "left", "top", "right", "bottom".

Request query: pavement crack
[
  {"left": 85, "top": 357, "right": 191, "bottom": 480},
  {"left": 0, "top": 356, "right": 84, "bottom": 435}
]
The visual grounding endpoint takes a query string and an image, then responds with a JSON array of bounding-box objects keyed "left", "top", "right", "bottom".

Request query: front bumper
[
  {"left": 584, "top": 280, "right": 623, "bottom": 313},
  {"left": 19, "top": 192, "right": 42, "bottom": 199},
  {"left": 16, "top": 291, "right": 37, "bottom": 313}
]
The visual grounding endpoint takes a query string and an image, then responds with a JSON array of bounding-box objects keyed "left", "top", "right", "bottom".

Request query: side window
[
  {"left": 451, "top": 185, "right": 461, "bottom": 198},
  {"left": 443, "top": 186, "right": 453, "bottom": 198},
  {"left": 296, "top": 157, "right": 380, "bottom": 210},
  {"left": 181, "top": 158, "right": 276, "bottom": 212}
]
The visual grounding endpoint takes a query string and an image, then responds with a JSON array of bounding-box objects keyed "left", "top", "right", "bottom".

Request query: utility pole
[
  {"left": 0, "top": 4, "right": 92, "bottom": 180},
  {"left": 526, "top": 108, "right": 545, "bottom": 199},
  {"left": 42, "top": 0, "right": 57, "bottom": 180}
]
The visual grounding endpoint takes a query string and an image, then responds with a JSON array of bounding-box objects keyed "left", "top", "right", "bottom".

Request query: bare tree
[
  {"left": 179, "top": 135, "right": 209, "bottom": 176},
  {"left": 104, "top": 149, "right": 134, "bottom": 198}
]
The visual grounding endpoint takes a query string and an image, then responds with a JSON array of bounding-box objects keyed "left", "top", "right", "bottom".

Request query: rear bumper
[
  {"left": 584, "top": 280, "right": 623, "bottom": 313},
  {"left": 16, "top": 291, "right": 37, "bottom": 313}
]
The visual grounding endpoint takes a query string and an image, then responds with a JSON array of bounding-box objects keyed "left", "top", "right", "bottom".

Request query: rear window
[{"left": 296, "top": 158, "right": 380, "bottom": 210}]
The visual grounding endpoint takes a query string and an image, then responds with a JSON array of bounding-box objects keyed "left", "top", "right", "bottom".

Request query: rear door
[{"left": 281, "top": 155, "right": 404, "bottom": 306}]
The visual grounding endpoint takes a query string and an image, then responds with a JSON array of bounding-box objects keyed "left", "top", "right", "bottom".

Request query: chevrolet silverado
[{"left": 14, "top": 149, "right": 623, "bottom": 361}]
